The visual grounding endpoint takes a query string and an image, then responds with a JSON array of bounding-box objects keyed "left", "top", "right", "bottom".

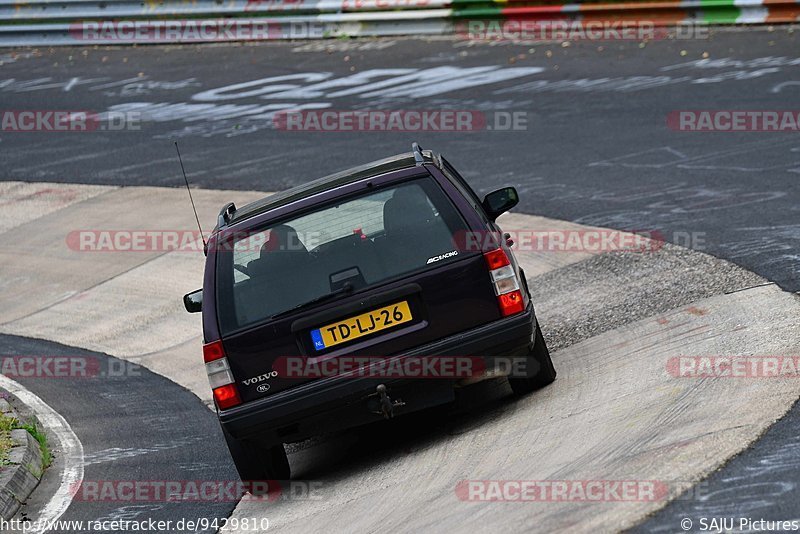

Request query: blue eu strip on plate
[{"left": 310, "top": 329, "right": 325, "bottom": 351}]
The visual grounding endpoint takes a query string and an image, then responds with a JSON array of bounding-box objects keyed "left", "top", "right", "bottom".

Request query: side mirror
[
  {"left": 183, "top": 289, "right": 203, "bottom": 313},
  {"left": 482, "top": 187, "right": 519, "bottom": 221}
]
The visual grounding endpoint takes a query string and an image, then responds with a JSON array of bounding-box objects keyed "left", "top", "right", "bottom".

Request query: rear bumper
[{"left": 219, "top": 303, "right": 537, "bottom": 443}]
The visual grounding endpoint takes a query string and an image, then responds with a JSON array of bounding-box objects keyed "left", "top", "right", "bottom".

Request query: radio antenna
[{"left": 175, "top": 141, "right": 207, "bottom": 250}]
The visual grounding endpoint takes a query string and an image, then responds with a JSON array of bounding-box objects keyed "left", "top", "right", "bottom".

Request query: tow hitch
[{"left": 370, "top": 384, "right": 406, "bottom": 419}]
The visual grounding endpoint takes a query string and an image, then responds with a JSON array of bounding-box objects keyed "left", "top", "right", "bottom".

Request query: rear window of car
[{"left": 215, "top": 177, "right": 469, "bottom": 334}]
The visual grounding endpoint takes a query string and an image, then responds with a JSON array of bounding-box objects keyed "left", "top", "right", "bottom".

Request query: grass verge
[
  {"left": 0, "top": 412, "right": 52, "bottom": 470},
  {"left": 0, "top": 413, "right": 15, "bottom": 466}
]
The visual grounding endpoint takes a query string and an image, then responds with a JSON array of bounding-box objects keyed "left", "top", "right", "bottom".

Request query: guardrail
[{"left": 0, "top": 0, "right": 797, "bottom": 46}]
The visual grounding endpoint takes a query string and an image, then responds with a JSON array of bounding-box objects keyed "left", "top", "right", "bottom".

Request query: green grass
[
  {"left": 0, "top": 413, "right": 52, "bottom": 471},
  {"left": 16, "top": 421, "right": 52, "bottom": 470},
  {"left": 0, "top": 414, "right": 16, "bottom": 466}
]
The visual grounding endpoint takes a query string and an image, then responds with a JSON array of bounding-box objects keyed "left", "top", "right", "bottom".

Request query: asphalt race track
[
  {"left": 0, "top": 334, "right": 239, "bottom": 533},
  {"left": 2, "top": 30, "right": 799, "bottom": 290},
  {"left": 1, "top": 27, "right": 799, "bottom": 533}
]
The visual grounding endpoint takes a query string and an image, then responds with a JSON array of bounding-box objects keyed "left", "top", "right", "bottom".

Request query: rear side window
[
  {"left": 216, "top": 177, "right": 468, "bottom": 334},
  {"left": 440, "top": 157, "right": 490, "bottom": 224}
]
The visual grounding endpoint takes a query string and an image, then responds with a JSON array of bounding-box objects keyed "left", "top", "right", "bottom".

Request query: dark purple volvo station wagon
[{"left": 184, "top": 143, "right": 555, "bottom": 481}]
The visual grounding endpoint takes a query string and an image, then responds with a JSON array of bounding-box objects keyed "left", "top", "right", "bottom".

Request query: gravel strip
[{"left": 530, "top": 243, "right": 767, "bottom": 352}]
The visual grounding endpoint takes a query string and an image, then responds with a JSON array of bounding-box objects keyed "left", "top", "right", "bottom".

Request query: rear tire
[
  {"left": 221, "top": 423, "right": 291, "bottom": 483},
  {"left": 508, "top": 321, "right": 556, "bottom": 395}
]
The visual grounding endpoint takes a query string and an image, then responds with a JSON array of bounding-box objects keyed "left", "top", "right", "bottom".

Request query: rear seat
[
  {"left": 380, "top": 184, "right": 457, "bottom": 271},
  {"left": 312, "top": 234, "right": 386, "bottom": 286},
  {"left": 236, "top": 225, "right": 324, "bottom": 323}
]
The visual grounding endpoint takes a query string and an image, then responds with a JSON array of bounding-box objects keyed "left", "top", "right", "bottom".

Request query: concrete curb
[{"left": 0, "top": 393, "right": 44, "bottom": 521}]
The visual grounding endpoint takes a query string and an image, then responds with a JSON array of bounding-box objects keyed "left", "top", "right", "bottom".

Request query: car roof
[{"left": 226, "top": 147, "right": 437, "bottom": 226}]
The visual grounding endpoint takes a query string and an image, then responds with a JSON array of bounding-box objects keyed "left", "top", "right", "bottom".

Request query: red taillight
[
  {"left": 203, "top": 340, "right": 225, "bottom": 363},
  {"left": 484, "top": 248, "right": 525, "bottom": 317},
  {"left": 213, "top": 384, "right": 241, "bottom": 410},
  {"left": 483, "top": 248, "right": 510, "bottom": 270},
  {"left": 203, "top": 340, "right": 241, "bottom": 409},
  {"left": 498, "top": 290, "right": 525, "bottom": 316}
]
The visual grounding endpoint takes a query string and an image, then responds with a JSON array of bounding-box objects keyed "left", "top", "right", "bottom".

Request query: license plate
[{"left": 310, "top": 301, "right": 413, "bottom": 351}]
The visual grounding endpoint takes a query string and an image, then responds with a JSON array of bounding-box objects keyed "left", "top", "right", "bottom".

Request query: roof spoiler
[
  {"left": 218, "top": 202, "right": 237, "bottom": 229},
  {"left": 412, "top": 142, "right": 426, "bottom": 166}
]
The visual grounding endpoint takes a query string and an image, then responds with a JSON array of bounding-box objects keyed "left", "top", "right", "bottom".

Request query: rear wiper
[{"left": 271, "top": 283, "right": 354, "bottom": 319}]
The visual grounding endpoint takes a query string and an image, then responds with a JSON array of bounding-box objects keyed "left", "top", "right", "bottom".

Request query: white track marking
[{"left": 0, "top": 374, "right": 84, "bottom": 534}]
